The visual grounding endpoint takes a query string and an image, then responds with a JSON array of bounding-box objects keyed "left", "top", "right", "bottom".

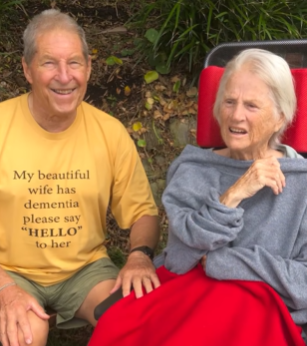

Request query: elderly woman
[{"left": 88, "top": 49, "right": 307, "bottom": 346}]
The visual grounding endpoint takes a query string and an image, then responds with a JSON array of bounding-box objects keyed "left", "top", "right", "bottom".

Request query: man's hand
[
  {"left": 0, "top": 284, "right": 49, "bottom": 346},
  {"left": 110, "top": 251, "right": 160, "bottom": 298},
  {"left": 220, "top": 157, "right": 286, "bottom": 208}
]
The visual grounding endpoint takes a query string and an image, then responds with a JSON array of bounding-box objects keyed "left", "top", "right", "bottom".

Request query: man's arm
[
  {"left": 129, "top": 214, "right": 160, "bottom": 250},
  {"left": 110, "top": 215, "right": 161, "bottom": 298}
]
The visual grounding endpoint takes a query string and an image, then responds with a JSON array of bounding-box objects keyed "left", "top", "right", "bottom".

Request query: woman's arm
[
  {"left": 162, "top": 164, "right": 244, "bottom": 273},
  {"left": 206, "top": 234, "right": 307, "bottom": 312}
]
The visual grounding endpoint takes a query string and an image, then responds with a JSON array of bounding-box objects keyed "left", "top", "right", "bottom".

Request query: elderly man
[{"left": 0, "top": 9, "right": 160, "bottom": 346}]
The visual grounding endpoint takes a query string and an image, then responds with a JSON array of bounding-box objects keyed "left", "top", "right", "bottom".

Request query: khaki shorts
[{"left": 5, "top": 258, "right": 119, "bottom": 329}]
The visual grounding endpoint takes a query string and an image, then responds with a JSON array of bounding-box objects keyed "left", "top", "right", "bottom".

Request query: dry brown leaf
[
  {"left": 147, "top": 97, "right": 155, "bottom": 105},
  {"left": 186, "top": 87, "right": 198, "bottom": 97},
  {"left": 162, "top": 113, "right": 170, "bottom": 121},
  {"left": 166, "top": 100, "right": 178, "bottom": 110},
  {"left": 155, "top": 84, "right": 167, "bottom": 92},
  {"left": 171, "top": 76, "right": 180, "bottom": 83},
  {"left": 188, "top": 107, "right": 197, "bottom": 115},
  {"left": 140, "top": 128, "right": 148, "bottom": 134},
  {"left": 97, "top": 26, "right": 128, "bottom": 35},
  {"left": 153, "top": 110, "right": 163, "bottom": 119},
  {"left": 158, "top": 96, "right": 167, "bottom": 106},
  {"left": 186, "top": 100, "right": 194, "bottom": 108},
  {"left": 145, "top": 91, "right": 152, "bottom": 98},
  {"left": 163, "top": 105, "right": 172, "bottom": 113}
]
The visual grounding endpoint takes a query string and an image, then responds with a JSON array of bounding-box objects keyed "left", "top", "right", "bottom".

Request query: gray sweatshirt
[{"left": 162, "top": 144, "right": 307, "bottom": 325}]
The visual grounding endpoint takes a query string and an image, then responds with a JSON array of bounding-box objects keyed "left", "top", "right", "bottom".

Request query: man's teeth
[
  {"left": 53, "top": 89, "right": 74, "bottom": 94},
  {"left": 230, "top": 128, "right": 246, "bottom": 133}
]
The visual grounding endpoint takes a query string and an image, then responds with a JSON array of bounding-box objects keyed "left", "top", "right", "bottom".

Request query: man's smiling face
[{"left": 22, "top": 29, "right": 91, "bottom": 120}]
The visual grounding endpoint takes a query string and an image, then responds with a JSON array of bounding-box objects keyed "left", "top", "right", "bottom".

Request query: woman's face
[{"left": 219, "top": 66, "right": 284, "bottom": 160}]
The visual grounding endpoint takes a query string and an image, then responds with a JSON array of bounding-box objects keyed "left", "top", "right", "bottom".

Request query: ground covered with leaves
[{"left": 0, "top": 0, "right": 199, "bottom": 344}]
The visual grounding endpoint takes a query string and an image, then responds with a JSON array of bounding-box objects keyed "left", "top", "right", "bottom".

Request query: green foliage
[
  {"left": 107, "top": 246, "right": 126, "bottom": 268},
  {"left": 144, "top": 70, "right": 159, "bottom": 83},
  {"left": 0, "top": 0, "right": 23, "bottom": 11},
  {"left": 130, "top": 0, "right": 307, "bottom": 72},
  {"left": 105, "top": 55, "right": 123, "bottom": 66},
  {"left": 0, "top": 0, "right": 25, "bottom": 29}
]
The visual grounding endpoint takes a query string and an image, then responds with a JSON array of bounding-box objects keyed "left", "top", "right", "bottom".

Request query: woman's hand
[
  {"left": 201, "top": 255, "right": 207, "bottom": 271},
  {"left": 220, "top": 157, "right": 285, "bottom": 208}
]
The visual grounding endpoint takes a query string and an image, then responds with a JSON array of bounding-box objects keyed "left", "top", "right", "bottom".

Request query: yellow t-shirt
[{"left": 0, "top": 94, "right": 158, "bottom": 285}]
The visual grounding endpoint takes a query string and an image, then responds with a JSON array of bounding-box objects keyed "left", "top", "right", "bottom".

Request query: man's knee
[
  {"left": 75, "top": 279, "right": 116, "bottom": 326},
  {"left": 18, "top": 311, "right": 49, "bottom": 346}
]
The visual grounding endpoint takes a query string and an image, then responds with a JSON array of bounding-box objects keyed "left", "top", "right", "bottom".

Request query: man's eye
[
  {"left": 44, "top": 61, "right": 54, "bottom": 66},
  {"left": 70, "top": 61, "right": 80, "bottom": 67}
]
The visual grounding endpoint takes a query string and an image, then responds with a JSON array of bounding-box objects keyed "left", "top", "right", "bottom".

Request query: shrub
[
  {"left": 0, "top": 0, "right": 25, "bottom": 30},
  {"left": 130, "top": 0, "right": 307, "bottom": 73}
]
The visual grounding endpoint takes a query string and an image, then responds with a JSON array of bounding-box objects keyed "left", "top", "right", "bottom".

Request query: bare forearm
[
  {"left": 219, "top": 186, "right": 243, "bottom": 208},
  {"left": 129, "top": 215, "right": 160, "bottom": 250},
  {"left": 0, "top": 266, "right": 15, "bottom": 286},
  {"left": 111, "top": 214, "right": 161, "bottom": 297}
]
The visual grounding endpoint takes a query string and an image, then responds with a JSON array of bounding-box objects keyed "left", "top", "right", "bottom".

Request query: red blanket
[{"left": 89, "top": 265, "right": 305, "bottom": 346}]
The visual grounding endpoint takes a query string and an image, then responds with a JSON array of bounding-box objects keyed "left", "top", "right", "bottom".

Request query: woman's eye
[{"left": 248, "top": 104, "right": 257, "bottom": 109}]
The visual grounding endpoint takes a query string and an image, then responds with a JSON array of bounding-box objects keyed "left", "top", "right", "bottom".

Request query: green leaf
[
  {"left": 105, "top": 56, "right": 123, "bottom": 66},
  {"left": 145, "top": 28, "right": 159, "bottom": 43},
  {"left": 137, "top": 139, "right": 147, "bottom": 148},
  {"left": 173, "top": 80, "right": 181, "bottom": 93},
  {"left": 145, "top": 102, "right": 153, "bottom": 110},
  {"left": 144, "top": 71, "right": 159, "bottom": 84},
  {"left": 155, "top": 63, "right": 170, "bottom": 75},
  {"left": 133, "top": 37, "right": 144, "bottom": 47},
  {"left": 120, "top": 49, "right": 135, "bottom": 57}
]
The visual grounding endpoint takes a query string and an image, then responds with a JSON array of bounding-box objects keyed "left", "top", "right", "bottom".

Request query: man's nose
[{"left": 55, "top": 62, "right": 72, "bottom": 83}]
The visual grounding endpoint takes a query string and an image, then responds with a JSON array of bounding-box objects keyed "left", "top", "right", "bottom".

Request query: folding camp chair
[{"left": 197, "top": 39, "right": 307, "bottom": 156}]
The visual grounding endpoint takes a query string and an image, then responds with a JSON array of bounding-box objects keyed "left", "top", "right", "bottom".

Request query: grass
[{"left": 129, "top": 0, "right": 307, "bottom": 73}]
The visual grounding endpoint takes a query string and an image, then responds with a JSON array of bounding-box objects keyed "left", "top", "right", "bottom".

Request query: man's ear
[
  {"left": 86, "top": 55, "right": 92, "bottom": 81},
  {"left": 22, "top": 57, "right": 33, "bottom": 85}
]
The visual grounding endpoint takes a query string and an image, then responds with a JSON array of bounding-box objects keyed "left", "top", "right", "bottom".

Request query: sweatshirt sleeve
[
  {"left": 206, "top": 214, "right": 307, "bottom": 312},
  {"left": 162, "top": 163, "right": 244, "bottom": 274}
]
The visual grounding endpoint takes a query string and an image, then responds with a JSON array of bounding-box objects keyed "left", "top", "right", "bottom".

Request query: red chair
[
  {"left": 197, "top": 40, "right": 307, "bottom": 155},
  {"left": 93, "top": 40, "right": 307, "bottom": 322}
]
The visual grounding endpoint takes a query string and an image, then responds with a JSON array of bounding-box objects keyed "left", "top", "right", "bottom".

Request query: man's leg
[
  {"left": 4, "top": 272, "right": 49, "bottom": 346},
  {"left": 52, "top": 258, "right": 119, "bottom": 329},
  {"left": 17, "top": 311, "right": 49, "bottom": 346},
  {"left": 74, "top": 279, "right": 116, "bottom": 326}
]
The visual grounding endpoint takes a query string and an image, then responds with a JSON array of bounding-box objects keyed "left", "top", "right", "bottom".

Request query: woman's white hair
[{"left": 213, "top": 48, "right": 297, "bottom": 148}]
